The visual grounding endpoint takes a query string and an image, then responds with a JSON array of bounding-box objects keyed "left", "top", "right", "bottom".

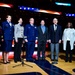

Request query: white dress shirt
[{"left": 54, "top": 24, "right": 57, "bottom": 31}]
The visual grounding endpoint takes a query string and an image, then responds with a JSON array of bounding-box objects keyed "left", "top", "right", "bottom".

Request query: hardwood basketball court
[{"left": 0, "top": 51, "right": 75, "bottom": 75}]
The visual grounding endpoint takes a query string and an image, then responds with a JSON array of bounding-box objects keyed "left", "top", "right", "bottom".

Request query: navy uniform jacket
[
  {"left": 24, "top": 24, "right": 38, "bottom": 42},
  {"left": 2, "top": 21, "right": 14, "bottom": 40},
  {"left": 49, "top": 25, "right": 62, "bottom": 43}
]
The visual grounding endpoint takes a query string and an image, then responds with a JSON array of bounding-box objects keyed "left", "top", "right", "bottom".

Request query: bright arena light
[{"left": 0, "top": 3, "right": 13, "bottom": 8}]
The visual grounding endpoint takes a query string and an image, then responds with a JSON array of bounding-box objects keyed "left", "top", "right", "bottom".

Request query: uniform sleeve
[
  {"left": 2, "top": 22, "right": 5, "bottom": 31},
  {"left": 2, "top": 22, "right": 5, "bottom": 39},
  {"left": 0, "top": 26, "right": 3, "bottom": 39},
  {"left": 24, "top": 25, "right": 28, "bottom": 39},
  {"left": 13, "top": 25, "right": 14, "bottom": 39},
  {"left": 35, "top": 26, "right": 38, "bottom": 40},
  {"left": 14, "top": 25, "right": 18, "bottom": 41},
  {"left": 2, "top": 22, "right": 9, "bottom": 31}
]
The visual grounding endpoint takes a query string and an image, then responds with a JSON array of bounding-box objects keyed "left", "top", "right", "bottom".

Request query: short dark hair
[
  {"left": 66, "top": 22, "right": 73, "bottom": 28},
  {"left": 41, "top": 20, "right": 45, "bottom": 21},
  {"left": 6, "top": 15, "right": 11, "bottom": 18},
  {"left": 18, "top": 18, "right": 22, "bottom": 21}
]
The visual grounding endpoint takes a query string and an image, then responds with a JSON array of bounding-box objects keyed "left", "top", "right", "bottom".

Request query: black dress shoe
[
  {"left": 18, "top": 60, "right": 21, "bottom": 62},
  {"left": 69, "top": 61, "right": 72, "bottom": 63},
  {"left": 73, "top": 69, "right": 75, "bottom": 72},
  {"left": 51, "top": 59, "right": 54, "bottom": 61},
  {"left": 65, "top": 60, "right": 68, "bottom": 62},
  {"left": 14, "top": 61, "right": 17, "bottom": 63},
  {"left": 18, "top": 59, "right": 21, "bottom": 62},
  {"left": 52, "top": 61, "right": 58, "bottom": 64},
  {"left": 7, "top": 61, "right": 10, "bottom": 63},
  {"left": 4, "top": 62, "right": 7, "bottom": 64},
  {"left": 55, "top": 59, "right": 58, "bottom": 62}
]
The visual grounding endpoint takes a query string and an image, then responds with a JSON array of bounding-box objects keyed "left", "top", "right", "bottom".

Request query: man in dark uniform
[
  {"left": 2, "top": 15, "right": 14, "bottom": 64},
  {"left": 38, "top": 20, "right": 48, "bottom": 60},
  {"left": 24, "top": 18, "right": 38, "bottom": 62}
]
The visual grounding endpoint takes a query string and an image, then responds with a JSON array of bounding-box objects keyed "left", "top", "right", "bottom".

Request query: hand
[
  {"left": 16, "top": 40, "right": 18, "bottom": 43},
  {"left": 25, "top": 39, "right": 28, "bottom": 42},
  {"left": 23, "top": 40, "right": 25, "bottom": 43},
  {"left": 1, "top": 39, "right": 4, "bottom": 42},
  {"left": 48, "top": 40, "right": 51, "bottom": 43},
  {"left": 35, "top": 40, "right": 38, "bottom": 43},
  {"left": 59, "top": 40, "right": 61, "bottom": 43}
]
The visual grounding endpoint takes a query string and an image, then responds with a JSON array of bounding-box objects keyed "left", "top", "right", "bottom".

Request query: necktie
[{"left": 54, "top": 25, "right": 57, "bottom": 31}]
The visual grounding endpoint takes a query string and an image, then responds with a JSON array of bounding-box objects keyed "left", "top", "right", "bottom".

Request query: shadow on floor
[{"left": 34, "top": 60, "right": 71, "bottom": 75}]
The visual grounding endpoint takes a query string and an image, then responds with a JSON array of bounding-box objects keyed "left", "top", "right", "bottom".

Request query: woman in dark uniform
[{"left": 2, "top": 15, "right": 14, "bottom": 64}]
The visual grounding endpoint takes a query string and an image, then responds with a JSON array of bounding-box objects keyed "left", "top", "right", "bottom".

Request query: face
[
  {"left": 6, "top": 15, "right": 12, "bottom": 22},
  {"left": 18, "top": 18, "right": 23, "bottom": 24},
  {"left": 41, "top": 20, "right": 45, "bottom": 26},
  {"left": 29, "top": 18, "right": 34, "bottom": 25},
  {"left": 53, "top": 18, "right": 58, "bottom": 25},
  {"left": 67, "top": 23, "right": 71, "bottom": 28}
]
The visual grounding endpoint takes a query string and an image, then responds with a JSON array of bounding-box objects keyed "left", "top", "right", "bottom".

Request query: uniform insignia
[
  {"left": 35, "top": 27, "right": 37, "bottom": 28},
  {"left": 28, "top": 27, "right": 30, "bottom": 29}
]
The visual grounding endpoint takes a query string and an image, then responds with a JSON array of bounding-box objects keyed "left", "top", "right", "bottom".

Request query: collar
[
  {"left": 41, "top": 25, "right": 45, "bottom": 27},
  {"left": 54, "top": 24, "right": 57, "bottom": 26},
  {"left": 30, "top": 24, "right": 34, "bottom": 26}
]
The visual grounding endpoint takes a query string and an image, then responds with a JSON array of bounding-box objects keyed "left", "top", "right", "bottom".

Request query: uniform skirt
[{"left": 4, "top": 40, "right": 12, "bottom": 52}]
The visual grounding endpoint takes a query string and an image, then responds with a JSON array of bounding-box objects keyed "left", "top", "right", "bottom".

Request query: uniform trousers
[{"left": 26, "top": 41, "right": 35, "bottom": 61}]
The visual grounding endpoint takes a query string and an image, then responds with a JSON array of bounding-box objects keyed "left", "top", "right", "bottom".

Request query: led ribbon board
[
  {"left": 19, "top": 6, "right": 62, "bottom": 15},
  {"left": 55, "top": 2, "right": 71, "bottom": 6},
  {"left": 66, "top": 13, "right": 75, "bottom": 17}
]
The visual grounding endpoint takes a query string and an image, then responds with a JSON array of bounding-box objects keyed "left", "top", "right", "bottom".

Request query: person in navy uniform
[
  {"left": 2, "top": 15, "right": 14, "bottom": 64},
  {"left": 49, "top": 18, "right": 62, "bottom": 64},
  {"left": 24, "top": 18, "right": 38, "bottom": 62},
  {"left": 38, "top": 20, "right": 48, "bottom": 60},
  {"left": 0, "top": 25, "right": 4, "bottom": 61},
  {"left": 14, "top": 18, "right": 24, "bottom": 63},
  {"left": 0, "top": 26, "right": 3, "bottom": 50}
]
